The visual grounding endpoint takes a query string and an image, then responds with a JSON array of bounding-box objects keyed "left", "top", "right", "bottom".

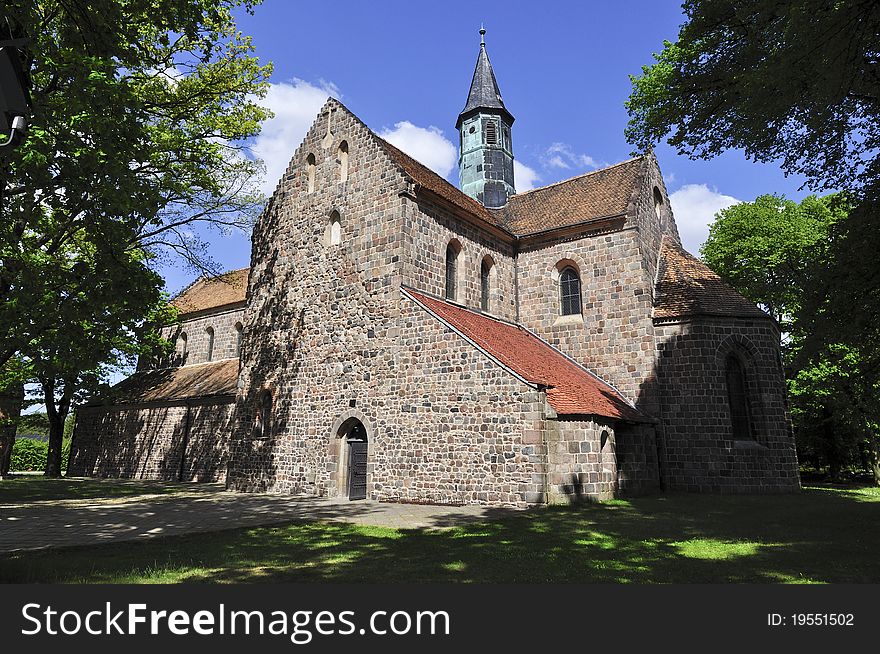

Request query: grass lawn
[{"left": 1, "top": 483, "right": 879, "bottom": 583}]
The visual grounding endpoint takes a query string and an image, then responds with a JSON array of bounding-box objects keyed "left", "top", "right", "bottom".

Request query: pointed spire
[{"left": 456, "top": 27, "right": 514, "bottom": 128}]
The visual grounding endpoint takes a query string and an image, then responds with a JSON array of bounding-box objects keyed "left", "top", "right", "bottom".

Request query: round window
[{"left": 468, "top": 126, "right": 475, "bottom": 134}]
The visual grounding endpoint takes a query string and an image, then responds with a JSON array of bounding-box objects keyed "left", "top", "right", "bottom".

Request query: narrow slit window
[
  {"left": 306, "top": 153, "right": 316, "bottom": 193},
  {"left": 328, "top": 211, "right": 342, "bottom": 246},
  {"left": 234, "top": 322, "right": 243, "bottom": 357},
  {"left": 480, "top": 257, "right": 493, "bottom": 312},
  {"left": 725, "top": 356, "right": 753, "bottom": 440},
  {"left": 255, "top": 390, "right": 273, "bottom": 439},
  {"left": 445, "top": 243, "right": 459, "bottom": 300},
  {"left": 205, "top": 327, "right": 214, "bottom": 362},
  {"left": 338, "top": 141, "right": 349, "bottom": 183},
  {"left": 653, "top": 187, "right": 663, "bottom": 222},
  {"left": 178, "top": 332, "right": 188, "bottom": 365}
]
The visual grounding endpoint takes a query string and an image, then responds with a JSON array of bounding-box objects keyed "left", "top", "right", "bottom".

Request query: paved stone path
[{"left": 0, "top": 481, "right": 514, "bottom": 553}]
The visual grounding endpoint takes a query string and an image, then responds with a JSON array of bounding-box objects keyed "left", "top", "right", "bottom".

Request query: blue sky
[{"left": 158, "top": 0, "right": 813, "bottom": 295}]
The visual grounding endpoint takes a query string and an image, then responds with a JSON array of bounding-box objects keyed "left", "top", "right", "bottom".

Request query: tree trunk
[
  {"left": 0, "top": 383, "right": 24, "bottom": 477},
  {"left": 42, "top": 378, "right": 70, "bottom": 478},
  {"left": 868, "top": 441, "right": 880, "bottom": 487}
]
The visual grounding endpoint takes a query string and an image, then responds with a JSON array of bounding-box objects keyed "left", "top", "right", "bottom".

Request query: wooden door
[{"left": 347, "top": 440, "right": 367, "bottom": 500}]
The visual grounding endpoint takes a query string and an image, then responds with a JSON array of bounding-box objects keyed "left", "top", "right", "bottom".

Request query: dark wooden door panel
[{"left": 348, "top": 441, "right": 367, "bottom": 500}]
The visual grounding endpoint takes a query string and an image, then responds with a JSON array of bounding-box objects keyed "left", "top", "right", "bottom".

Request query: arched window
[
  {"left": 255, "top": 390, "right": 273, "bottom": 439},
  {"left": 205, "top": 326, "right": 215, "bottom": 362},
  {"left": 306, "top": 153, "right": 316, "bottom": 193},
  {"left": 559, "top": 267, "right": 581, "bottom": 315},
  {"left": 600, "top": 430, "right": 615, "bottom": 472},
  {"left": 725, "top": 355, "right": 753, "bottom": 440},
  {"left": 178, "top": 332, "right": 188, "bottom": 365},
  {"left": 327, "top": 210, "right": 342, "bottom": 246},
  {"left": 653, "top": 187, "right": 663, "bottom": 222},
  {"left": 445, "top": 241, "right": 460, "bottom": 301},
  {"left": 338, "top": 141, "right": 349, "bottom": 183},
  {"left": 485, "top": 120, "right": 497, "bottom": 145},
  {"left": 234, "top": 322, "right": 243, "bottom": 357},
  {"left": 480, "top": 256, "right": 493, "bottom": 312}
]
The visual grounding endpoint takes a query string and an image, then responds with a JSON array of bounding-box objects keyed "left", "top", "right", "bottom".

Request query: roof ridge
[
  {"left": 507, "top": 156, "right": 645, "bottom": 200},
  {"left": 372, "top": 134, "right": 495, "bottom": 218},
  {"left": 172, "top": 266, "right": 249, "bottom": 299}
]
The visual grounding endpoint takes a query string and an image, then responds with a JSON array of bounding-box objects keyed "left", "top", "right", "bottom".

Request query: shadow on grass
[
  {"left": 0, "top": 477, "right": 221, "bottom": 504},
  {"left": 1, "top": 485, "right": 878, "bottom": 584}
]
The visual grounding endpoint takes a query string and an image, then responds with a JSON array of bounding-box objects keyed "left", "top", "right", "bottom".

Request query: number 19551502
[{"left": 767, "top": 613, "right": 854, "bottom": 627}]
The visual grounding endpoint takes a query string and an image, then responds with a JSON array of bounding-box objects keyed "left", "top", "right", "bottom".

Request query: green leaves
[
  {"left": 626, "top": 0, "right": 880, "bottom": 198},
  {"left": 1, "top": 0, "right": 272, "bottom": 474},
  {"left": 701, "top": 194, "right": 844, "bottom": 331}
]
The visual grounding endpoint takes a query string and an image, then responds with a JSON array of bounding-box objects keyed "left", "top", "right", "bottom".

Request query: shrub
[{"left": 11, "top": 437, "right": 72, "bottom": 472}]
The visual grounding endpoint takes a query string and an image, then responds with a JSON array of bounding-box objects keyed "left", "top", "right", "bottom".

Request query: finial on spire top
[{"left": 480, "top": 25, "right": 485, "bottom": 47}]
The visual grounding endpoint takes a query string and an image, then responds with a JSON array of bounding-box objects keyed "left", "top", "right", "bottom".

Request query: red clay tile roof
[
  {"left": 172, "top": 268, "right": 248, "bottom": 315},
  {"left": 654, "top": 237, "right": 770, "bottom": 320},
  {"left": 86, "top": 359, "right": 239, "bottom": 406},
  {"left": 493, "top": 157, "right": 644, "bottom": 236},
  {"left": 374, "top": 131, "right": 644, "bottom": 238},
  {"left": 374, "top": 136, "right": 505, "bottom": 229},
  {"left": 404, "top": 288, "right": 645, "bottom": 421}
]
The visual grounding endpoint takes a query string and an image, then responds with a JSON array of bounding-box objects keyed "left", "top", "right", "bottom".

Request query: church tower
[{"left": 457, "top": 28, "right": 515, "bottom": 208}]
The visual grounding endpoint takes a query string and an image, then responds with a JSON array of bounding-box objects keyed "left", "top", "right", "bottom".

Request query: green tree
[
  {"left": 701, "top": 194, "right": 847, "bottom": 329},
  {"left": 625, "top": 0, "right": 880, "bottom": 198},
  {"left": 24, "top": 243, "right": 177, "bottom": 477},
  {"left": 789, "top": 345, "right": 879, "bottom": 482},
  {"left": 1, "top": 0, "right": 272, "bottom": 476}
]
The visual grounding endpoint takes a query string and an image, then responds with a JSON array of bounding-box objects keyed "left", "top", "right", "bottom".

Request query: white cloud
[
  {"left": 669, "top": 183, "right": 741, "bottom": 254},
  {"left": 251, "top": 79, "right": 340, "bottom": 194},
  {"left": 377, "top": 121, "right": 457, "bottom": 179},
  {"left": 541, "top": 142, "right": 600, "bottom": 171},
  {"left": 514, "top": 160, "right": 540, "bottom": 192}
]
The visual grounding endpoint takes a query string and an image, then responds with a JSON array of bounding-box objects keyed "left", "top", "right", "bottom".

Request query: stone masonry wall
[
  {"left": 159, "top": 305, "right": 245, "bottom": 367},
  {"left": 69, "top": 400, "right": 233, "bottom": 482},
  {"left": 654, "top": 317, "right": 800, "bottom": 492},
  {"left": 545, "top": 416, "right": 618, "bottom": 502},
  {"left": 227, "top": 99, "right": 408, "bottom": 494},
  {"left": 516, "top": 227, "right": 658, "bottom": 407},
  {"left": 615, "top": 422, "right": 661, "bottom": 495},
  {"left": 401, "top": 198, "right": 516, "bottom": 321},
  {"left": 628, "top": 153, "right": 681, "bottom": 285},
  {"left": 367, "top": 294, "right": 547, "bottom": 506}
]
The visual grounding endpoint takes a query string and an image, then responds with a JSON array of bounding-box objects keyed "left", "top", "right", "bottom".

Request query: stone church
[{"left": 69, "top": 33, "right": 800, "bottom": 504}]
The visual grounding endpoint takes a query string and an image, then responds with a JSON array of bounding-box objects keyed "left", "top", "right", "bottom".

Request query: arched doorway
[{"left": 343, "top": 419, "right": 368, "bottom": 500}]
